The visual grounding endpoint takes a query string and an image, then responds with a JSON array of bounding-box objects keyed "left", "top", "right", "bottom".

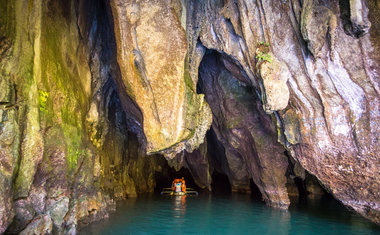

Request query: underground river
[{"left": 80, "top": 193, "right": 380, "bottom": 234}]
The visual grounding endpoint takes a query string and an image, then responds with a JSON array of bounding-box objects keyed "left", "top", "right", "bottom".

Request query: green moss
[
  {"left": 62, "top": 123, "right": 85, "bottom": 173},
  {"left": 60, "top": 97, "right": 82, "bottom": 128},
  {"left": 36, "top": 3, "right": 91, "bottom": 175},
  {"left": 67, "top": 145, "right": 85, "bottom": 171},
  {"left": 5, "top": 0, "right": 100, "bottom": 198},
  {"left": 38, "top": 90, "right": 49, "bottom": 113},
  {"left": 40, "top": 12, "right": 89, "bottom": 124},
  {"left": 181, "top": 54, "right": 201, "bottom": 140},
  {"left": 256, "top": 51, "right": 272, "bottom": 63}
]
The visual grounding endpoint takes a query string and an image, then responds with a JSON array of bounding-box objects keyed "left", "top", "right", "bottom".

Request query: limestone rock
[
  {"left": 19, "top": 214, "right": 53, "bottom": 235},
  {"left": 0, "top": 0, "right": 170, "bottom": 233},
  {"left": 47, "top": 197, "right": 69, "bottom": 232},
  {"left": 342, "top": 0, "right": 372, "bottom": 37},
  {"left": 184, "top": 143, "right": 212, "bottom": 190},
  {"left": 187, "top": 0, "right": 379, "bottom": 223},
  {"left": 0, "top": 0, "right": 379, "bottom": 231},
  {"left": 0, "top": 109, "right": 18, "bottom": 234},
  {"left": 110, "top": 0, "right": 212, "bottom": 156},
  {"left": 258, "top": 54, "right": 290, "bottom": 113},
  {"left": 198, "top": 50, "right": 290, "bottom": 208},
  {"left": 6, "top": 199, "right": 36, "bottom": 234},
  {"left": 301, "top": 0, "right": 337, "bottom": 58}
]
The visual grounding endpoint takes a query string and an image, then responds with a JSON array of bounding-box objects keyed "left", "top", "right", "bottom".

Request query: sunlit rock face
[{"left": 110, "top": 0, "right": 212, "bottom": 157}]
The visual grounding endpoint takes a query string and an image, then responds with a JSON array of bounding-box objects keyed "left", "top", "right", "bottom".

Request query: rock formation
[
  {"left": 110, "top": 0, "right": 212, "bottom": 157},
  {"left": 181, "top": 0, "right": 379, "bottom": 224},
  {"left": 198, "top": 50, "right": 290, "bottom": 208},
  {"left": 0, "top": 0, "right": 379, "bottom": 233},
  {"left": 0, "top": 0, "right": 169, "bottom": 233}
]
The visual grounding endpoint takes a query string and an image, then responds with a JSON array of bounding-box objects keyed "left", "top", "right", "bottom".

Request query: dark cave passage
[
  {"left": 250, "top": 179, "right": 263, "bottom": 200},
  {"left": 153, "top": 164, "right": 200, "bottom": 193},
  {"left": 196, "top": 48, "right": 285, "bottom": 202},
  {"left": 211, "top": 171, "right": 232, "bottom": 195},
  {"left": 194, "top": 48, "right": 332, "bottom": 205},
  {"left": 102, "top": 80, "right": 203, "bottom": 196}
]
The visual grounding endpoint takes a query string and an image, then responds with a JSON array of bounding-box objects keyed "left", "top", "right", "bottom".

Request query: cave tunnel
[
  {"left": 96, "top": 47, "right": 333, "bottom": 204},
  {"left": 98, "top": 48, "right": 274, "bottom": 200},
  {"left": 2, "top": 0, "right": 379, "bottom": 233},
  {"left": 153, "top": 163, "right": 201, "bottom": 194},
  {"left": 91, "top": 11, "right": 332, "bottom": 206},
  {"left": 194, "top": 48, "right": 331, "bottom": 205},
  {"left": 196, "top": 48, "right": 273, "bottom": 201},
  {"left": 76, "top": 0, "right": 322, "bottom": 203},
  {"left": 100, "top": 78, "right": 205, "bottom": 197}
]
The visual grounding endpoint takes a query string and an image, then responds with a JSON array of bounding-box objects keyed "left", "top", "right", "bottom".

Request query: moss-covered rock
[{"left": 0, "top": 0, "right": 173, "bottom": 233}]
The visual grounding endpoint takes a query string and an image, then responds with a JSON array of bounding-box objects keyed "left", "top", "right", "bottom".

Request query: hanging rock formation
[{"left": 110, "top": 0, "right": 212, "bottom": 157}]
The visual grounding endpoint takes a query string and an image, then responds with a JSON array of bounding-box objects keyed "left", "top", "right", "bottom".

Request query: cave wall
[
  {"left": 0, "top": 0, "right": 379, "bottom": 232},
  {"left": 178, "top": 0, "right": 379, "bottom": 224},
  {"left": 0, "top": 0, "right": 168, "bottom": 234},
  {"left": 197, "top": 50, "right": 290, "bottom": 208},
  {"left": 160, "top": 0, "right": 379, "bottom": 223},
  {"left": 98, "top": 81, "right": 167, "bottom": 199}
]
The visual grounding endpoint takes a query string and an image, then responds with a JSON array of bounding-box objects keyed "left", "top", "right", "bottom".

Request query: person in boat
[
  {"left": 180, "top": 177, "right": 186, "bottom": 192},
  {"left": 172, "top": 177, "right": 186, "bottom": 193}
]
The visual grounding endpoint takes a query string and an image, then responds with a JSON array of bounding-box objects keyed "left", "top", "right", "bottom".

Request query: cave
[
  {"left": 153, "top": 166, "right": 199, "bottom": 194},
  {"left": 0, "top": 0, "right": 379, "bottom": 233},
  {"left": 196, "top": 49, "right": 292, "bottom": 205}
]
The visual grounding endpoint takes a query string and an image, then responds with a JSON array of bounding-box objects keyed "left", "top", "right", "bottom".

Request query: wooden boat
[{"left": 160, "top": 188, "right": 198, "bottom": 196}]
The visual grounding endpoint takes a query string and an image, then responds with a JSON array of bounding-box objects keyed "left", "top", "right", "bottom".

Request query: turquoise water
[{"left": 80, "top": 194, "right": 380, "bottom": 234}]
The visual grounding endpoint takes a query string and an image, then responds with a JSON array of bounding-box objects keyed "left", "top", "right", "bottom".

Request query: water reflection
[
  {"left": 173, "top": 195, "right": 186, "bottom": 219},
  {"left": 267, "top": 208, "right": 291, "bottom": 234}
]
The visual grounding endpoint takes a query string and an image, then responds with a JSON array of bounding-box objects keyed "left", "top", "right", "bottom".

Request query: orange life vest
[{"left": 172, "top": 178, "right": 186, "bottom": 192}]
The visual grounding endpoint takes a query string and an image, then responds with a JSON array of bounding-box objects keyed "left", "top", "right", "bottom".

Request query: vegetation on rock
[{"left": 256, "top": 42, "right": 272, "bottom": 63}]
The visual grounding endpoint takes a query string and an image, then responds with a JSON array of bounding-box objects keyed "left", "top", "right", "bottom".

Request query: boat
[{"left": 160, "top": 188, "right": 198, "bottom": 196}]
